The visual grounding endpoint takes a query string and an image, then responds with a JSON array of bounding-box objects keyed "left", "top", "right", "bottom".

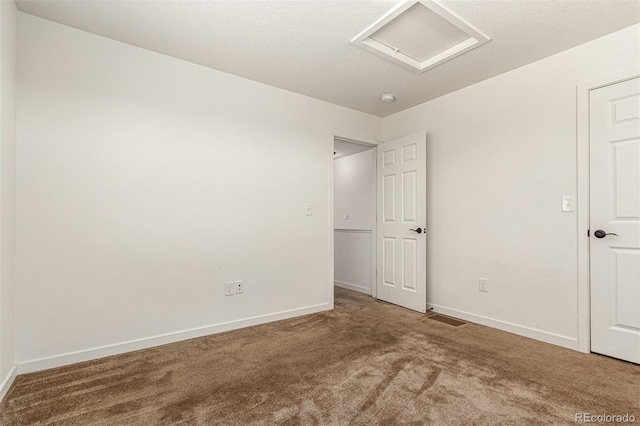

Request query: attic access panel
[{"left": 351, "top": 0, "right": 490, "bottom": 73}]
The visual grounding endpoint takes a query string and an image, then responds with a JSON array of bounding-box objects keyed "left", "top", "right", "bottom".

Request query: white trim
[
  {"left": 428, "top": 304, "right": 579, "bottom": 350},
  {"left": 351, "top": 0, "right": 490, "bottom": 73},
  {"left": 334, "top": 280, "right": 372, "bottom": 295},
  {"left": 16, "top": 303, "right": 331, "bottom": 374},
  {"left": 0, "top": 365, "right": 17, "bottom": 402},
  {"left": 328, "top": 131, "right": 336, "bottom": 310},
  {"left": 576, "top": 68, "right": 640, "bottom": 354},
  {"left": 370, "top": 147, "right": 378, "bottom": 299},
  {"left": 334, "top": 228, "right": 372, "bottom": 233}
]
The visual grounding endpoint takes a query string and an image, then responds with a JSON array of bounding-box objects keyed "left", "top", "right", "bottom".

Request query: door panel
[
  {"left": 383, "top": 175, "right": 396, "bottom": 222},
  {"left": 377, "top": 132, "right": 426, "bottom": 312},
  {"left": 402, "top": 238, "right": 417, "bottom": 291},
  {"left": 590, "top": 77, "right": 640, "bottom": 364},
  {"left": 402, "top": 171, "right": 417, "bottom": 222},
  {"left": 611, "top": 249, "right": 640, "bottom": 330},
  {"left": 612, "top": 141, "right": 640, "bottom": 219},
  {"left": 383, "top": 237, "right": 396, "bottom": 287}
]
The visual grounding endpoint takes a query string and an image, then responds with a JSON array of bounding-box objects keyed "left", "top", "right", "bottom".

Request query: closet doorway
[{"left": 333, "top": 137, "right": 376, "bottom": 298}]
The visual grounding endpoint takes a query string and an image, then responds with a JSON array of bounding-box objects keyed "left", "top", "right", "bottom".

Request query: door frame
[
  {"left": 576, "top": 68, "right": 640, "bottom": 353},
  {"left": 328, "top": 133, "right": 379, "bottom": 307}
]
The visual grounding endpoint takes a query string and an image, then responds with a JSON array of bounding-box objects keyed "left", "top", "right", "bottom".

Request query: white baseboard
[
  {"left": 0, "top": 365, "right": 17, "bottom": 402},
  {"left": 428, "top": 303, "right": 579, "bottom": 351},
  {"left": 17, "top": 302, "right": 332, "bottom": 375},
  {"left": 335, "top": 280, "right": 371, "bottom": 295}
]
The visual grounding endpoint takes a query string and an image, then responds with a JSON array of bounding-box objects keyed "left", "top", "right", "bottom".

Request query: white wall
[
  {"left": 15, "top": 13, "right": 382, "bottom": 371},
  {"left": 0, "top": 0, "right": 17, "bottom": 398},
  {"left": 334, "top": 149, "right": 374, "bottom": 231},
  {"left": 334, "top": 231, "right": 372, "bottom": 295},
  {"left": 333, "top": 149, "right": 374, "bottom": 294},
  {"left": 383, "top": 24, "right": 640, "bottom": 349}
]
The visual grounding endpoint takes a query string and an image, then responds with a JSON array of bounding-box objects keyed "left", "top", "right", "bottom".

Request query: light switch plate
[
  {"left": 225, "top": 281, "right": 234, "bottom": 296},
  {"left": 479, "top": 278, "right": 489, "bottom": 292},
  {"left": 561, "top": 196, "right": 575, "bottom": 212}
]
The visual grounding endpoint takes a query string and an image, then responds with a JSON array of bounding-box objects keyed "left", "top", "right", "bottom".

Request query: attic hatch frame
[{"left": 351, "top": 0, "right": 490, "bottom": 74}]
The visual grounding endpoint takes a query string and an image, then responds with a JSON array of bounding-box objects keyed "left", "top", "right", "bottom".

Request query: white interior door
[
  {"left": 376, "top": 132, "right": 426, "bottom": 313},
  {"left": 590, "top": 76, "right": 640, "bottom": 364}
]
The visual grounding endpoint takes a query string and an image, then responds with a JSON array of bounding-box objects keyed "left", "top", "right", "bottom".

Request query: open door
[
  {"left": 376, "top": 132, "right": 426, "bottom": 313},
  {"left": 589, "top": 77, "right": 640, "bottom": 364}
]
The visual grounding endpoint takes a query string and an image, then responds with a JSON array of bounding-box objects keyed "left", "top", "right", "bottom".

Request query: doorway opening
[{"left": 333, "top": 137, "right": 377, "bottom": 301}]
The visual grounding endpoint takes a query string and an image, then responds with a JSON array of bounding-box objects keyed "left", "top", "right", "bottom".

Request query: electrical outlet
[
  {"left": 479, "top": 278, "right": 489, "bottom": 292},
  {"left": 305, "top": 203, "right": 312, "bottom": 216},
  {"left": 225, "top": 281, "right": 234, "bottom": 296},
  {"left": 235, "top": 280, "right": 244, "bottom": 294}
]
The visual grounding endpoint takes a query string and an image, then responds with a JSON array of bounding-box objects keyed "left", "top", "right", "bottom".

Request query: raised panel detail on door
[
  {"left": 383, "top": 237, "right": 396, "bottom": 287},
  {"left": 383, "top": 175, "right": 396, "bottom": 223},
  {"left": 402, "top": 144, "right": 417, "bottom": 163},
  {"left": 612, "top": 140, "right": 640, "bottom": 219},
  {"left": 377, "top": 132, "right": 427, "bottom": 313},
  {"left": 402, "top": 238, "right": 417, "bottom": 291},
  {"left": 612, "top": 94, "right": 640, "bottom": 124},
  {"left": 402, "top": 171, "right": 417, "bottom": 223},
  {"left": 383, "top": 149, "right": 396, "bottom": 167},
  {"left": 611, "top": 248, "right": 640, "bottom": 331}
]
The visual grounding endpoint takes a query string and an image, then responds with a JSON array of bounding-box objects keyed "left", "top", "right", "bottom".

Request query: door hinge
[{"left": 587, "top": 229, "right": 590, "bottom": 237}]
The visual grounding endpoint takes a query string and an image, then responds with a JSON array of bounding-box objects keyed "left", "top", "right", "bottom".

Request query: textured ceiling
[{"left": 15, "top": 0, "right": 640, "bottom": 117}]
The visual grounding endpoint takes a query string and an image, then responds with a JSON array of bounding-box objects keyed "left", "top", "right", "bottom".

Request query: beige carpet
[{"left": 1, "top": 288, "right": 638, "bottom": 425}]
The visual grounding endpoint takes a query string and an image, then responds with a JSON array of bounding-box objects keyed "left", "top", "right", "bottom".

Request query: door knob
[
  {"left": 594, "top": 230, "right": 618, "bottom": 239},
  {"left": 409, "top": 228, "right": 423, "bottom": 234}
]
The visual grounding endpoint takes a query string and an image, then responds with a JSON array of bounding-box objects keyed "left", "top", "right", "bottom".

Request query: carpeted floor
[{"left": 1, "top": 288, "right": 638, "bottom": 425}]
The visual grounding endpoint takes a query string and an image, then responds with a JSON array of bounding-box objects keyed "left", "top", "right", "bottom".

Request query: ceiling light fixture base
[{"left": 380, "top": 94, "right": 395, "bottom": 103}]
